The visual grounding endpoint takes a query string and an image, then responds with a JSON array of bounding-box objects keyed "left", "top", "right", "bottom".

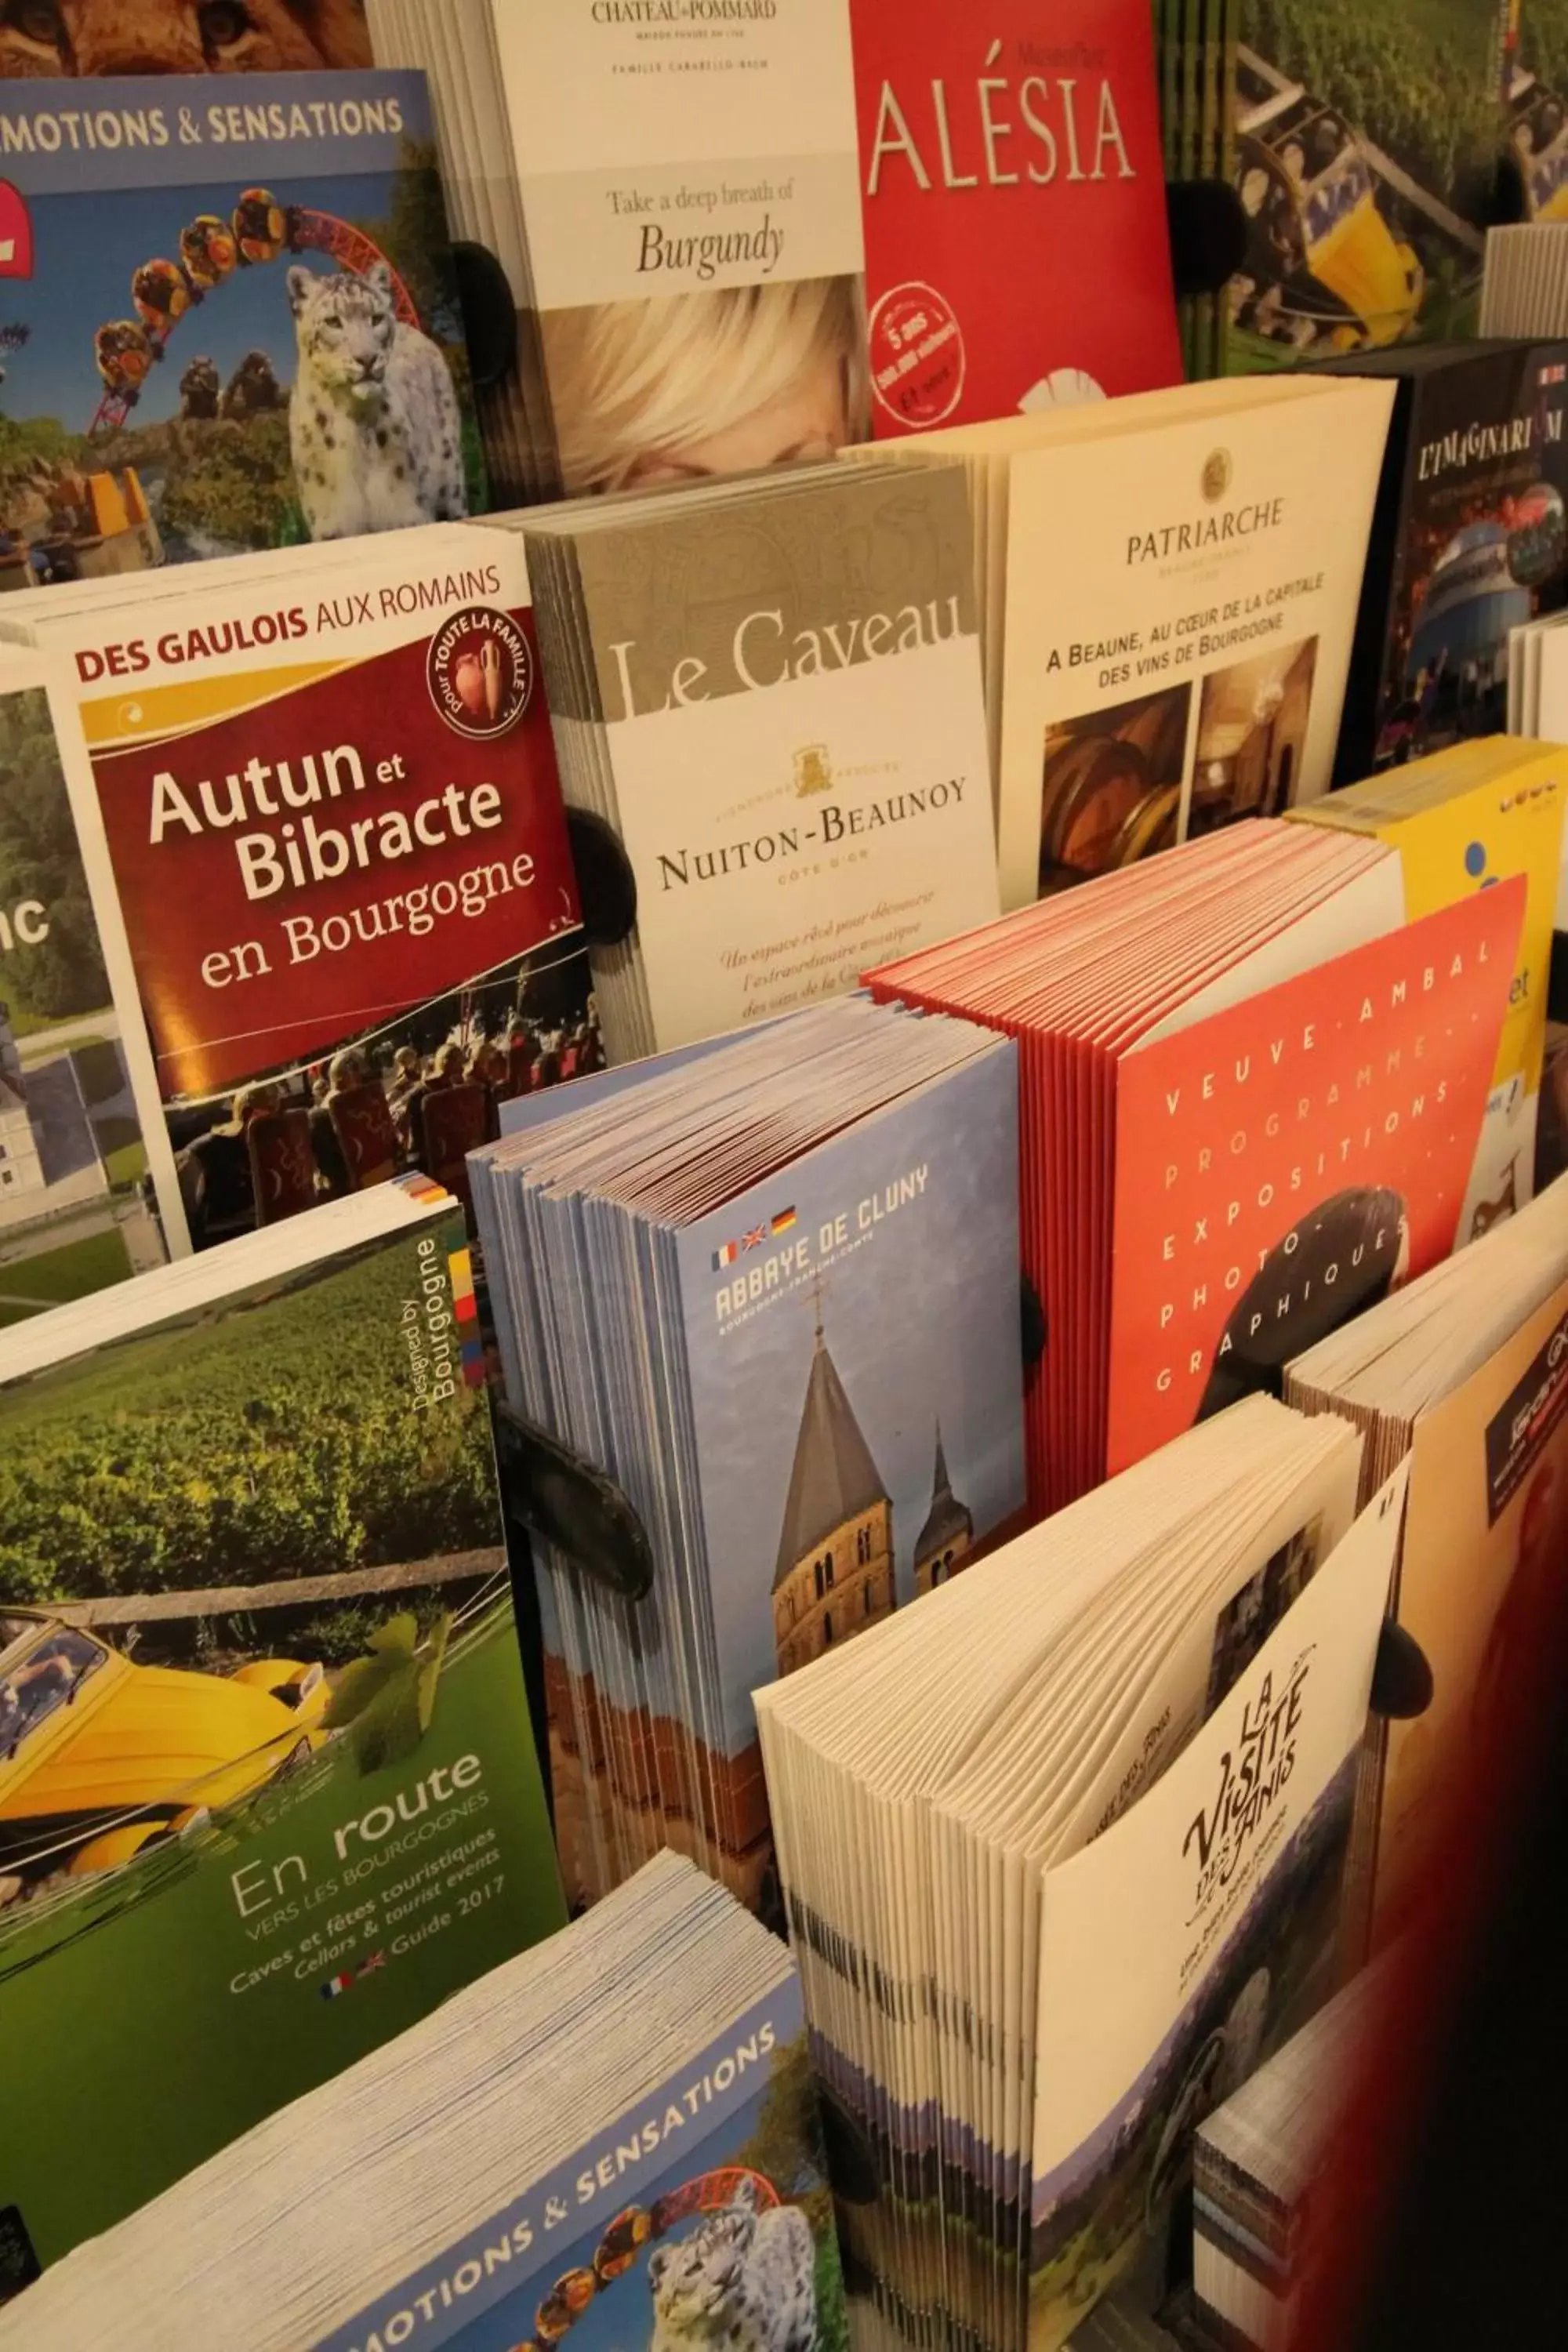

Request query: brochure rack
[{"left": 470, "top": 180, "right": 1440, "bottom": 2347}]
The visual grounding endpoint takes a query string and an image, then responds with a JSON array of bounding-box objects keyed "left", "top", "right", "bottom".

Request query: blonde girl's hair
[{"left": 542, "top": 274, "right": 869, "bottom": 495}]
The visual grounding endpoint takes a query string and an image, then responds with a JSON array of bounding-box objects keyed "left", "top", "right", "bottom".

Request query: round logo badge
[
  {"left": 1201, "top": 448, "right": 1232, "bottom": 503},
  {"left": 426, "top": 605, "right": 532, "bottom": 739},
  {"left": 867, "top": 280, "right": 966, "bottom": 430}
]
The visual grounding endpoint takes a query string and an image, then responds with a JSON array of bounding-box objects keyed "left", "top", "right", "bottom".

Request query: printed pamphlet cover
[
  {"left": 1374, "top": 1275, "right": 1568, "bottom": 1932},
  {"left": 1025, "top": 1470, "right": 1406, "bottom": 2347},
  {"left": 1325, "top": 344, "right": 1568, "bottom": 779},
  {"left": 0, "top": 4, "right": 372, "bottom": 75},
  {"left": 0, "top": 1206, "right": 564, "bottom": 2278},
  {"left": 561, "top": 463, "right": 1000, "bottom": 1049},
  {"left": 676, "top": 1044, "right": 1026, "bottom": 1905},
  {"left": 520, "top": 1030, "right": 1026, "bottom": 1918},
  {"left": 995, "top": 381, "right": 1394, "bottom": 906},
  {"left": 1105, "top": 882, "right": 1526, "bottom": 1479},
  {"left": 34, "top": 529, "right": 590, "bottom": 1253},
  {"left": 322, "top": 1977, "right": 847, "bottom": 2352},
  {"left": 850, "top": 0, "right": 1180, "bottom": 434},
  {"left": 491, "top": 0, "right": 867, "bottom": 495},
  {"left": 0, "top": 677, "right": 163, "bottom": 1318},
  {"left": 0, "top": 71, "right": 480, "bottom": 579},
  {"left": 1225, "top": 2, "right": 1508, "bottom": 367},
  {"left": 1292, "top": 746, "right": 1568, "bottom": 1236}
]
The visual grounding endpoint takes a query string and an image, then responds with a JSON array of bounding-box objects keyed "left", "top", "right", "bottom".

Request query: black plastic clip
[
  {"left": 1021, "top": 1272, "right": 1047, "bottom": 1371},
  {"left": 452, "top": 240, "right": 517, "bottom": 391},
  {"left": 1164, "top": 179, "right": 1247, "bottom": 301},
  {"left": 566, "top": 806, "right": 639, "bottom": 949},
  {"left": 1370, "top": 1620, "right": 1434, "bottom": 1722},
  {"left": 1548, "top": 927, "right": 1568, "bottom": 1026},
  {"left": 817, "top": 2088, "right": 882, "bottom": 2210},
  {"left": 494, "top": 1399, "right": 654, "bottom": 1603}
]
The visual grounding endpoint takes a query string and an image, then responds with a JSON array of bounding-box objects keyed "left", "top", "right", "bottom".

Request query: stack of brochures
[
  {"left": 1316, "top": 341, "right": 1568, "bottom": 786},
  {"left": 1286, "top": 1171, "right": 1568, "bottom": 1942},
  {"left": 867, "top": 821, "right": 1523, "bottom": 1517},
  {"left": 366, "top": 0, "right": 868, "bottom": 501},
  {"left": 1194, "top": 1957, "right": 1382, "bottom": 2352},
  {"left": 0, "top": 523, "right": 589, "bottom": 1265},
  {"left": 845, "top": 373, "right": 1392, "bottom": 895},
  {"left": 1508, "top": 612, "right": 1568, "bottom": 931},
  {"left": 470, "top": 995, "right": 1028, "bottom": 1914},
  {"left": 0, "top": 1175, "right": 565, "bottom": 2279},
  {"left": 757, "top": 1395, "right": 1406, "bottom": 2352},
  {"left": 501, "top": 456, "right": 1001, "bottom": 1062},
  {"left": 1290, "top": 738, "right": 1566, "bottom": 1240},
  {"left": 1192, "top": 1959, "right": 1385, "bottom": 2352},
  {"left": 0, "top": 1852, "right": 846, "bottom": 2352},
  {"left": 1481, "top": 223, "right": 1568, "bottom": 339}
]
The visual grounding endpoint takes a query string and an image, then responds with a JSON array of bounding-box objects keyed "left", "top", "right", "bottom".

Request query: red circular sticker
[
  {"left": 426, "top": 605, "right": 532, "bottom": 739},
  {"left": 867, "top": 280, "right": 966, "bottom": 430}
]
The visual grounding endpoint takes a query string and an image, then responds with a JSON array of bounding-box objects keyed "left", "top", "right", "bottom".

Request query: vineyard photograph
[
  {"left": 0, "top": 1230, "right": 501, "bottom": 1666},
  {"left": 1247, "top": 0, "right": 1512, "bottom": 207}
]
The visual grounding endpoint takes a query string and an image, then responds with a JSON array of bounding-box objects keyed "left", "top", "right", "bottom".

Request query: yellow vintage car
[
  {"left": 0, "top": 1608, "right": 331, "bottom": 1879},
  {"left": 1238, "top": 126, "right": 1423, "bottom": 353}
]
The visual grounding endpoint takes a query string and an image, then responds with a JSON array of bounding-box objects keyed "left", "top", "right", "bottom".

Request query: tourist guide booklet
[
  {"left": 367, "top": 0, "right": 868, "bottom": 501},
  {"left": 867, "top": 819, "right": 1523, "bottom": 1517},
  {"left": 1286, "top": 1171, "right": 1568, "bottom": 1945},
  {"left": 513, "top": 461, "right": 1000, "bottom": 1062},
  {"left": 757, "top": 1395, "right": 1406, "bottom": 2351},
  {"left": 0, "top": 671, "right": 165, "bottom": 1319},
  {"left": 850, "top": 0, "right": 1180, "bottom": 434},
  {"left": 1290, "top": 735, "right": 1567, "bottom": 1237},
  {"left": 0, "top": 524, "right": 589, "bottom": 1254},
  {"left": 992, "top": 372, "right": 1392, "bottom": 903},
  {"left": 1316, "top": 340, "right": 1568, "bottom": 782},
  {"left": 0, "top": 69, "right": 481, "bottom": 582},
  {"left": 0, "top": 1853, "right": 849, "bottom": 2352},
  {"left": 470, "top": 995, "right": 1027, "bottom": 1915},
  {"left": 844, "top": 372, "right": 1392, "bottom": 890},
  {"left": 0, "top": 1178, "right": 564, "bottom": 2285}
]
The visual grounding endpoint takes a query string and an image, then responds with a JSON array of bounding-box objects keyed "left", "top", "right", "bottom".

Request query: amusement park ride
[
  {"left": 89, "top": 186, "right": 417, "bottom": 437},
  {"left": 1232, "top": 39, "right": 1568, "bottom": 365},
  {"left": 0, "top": 190, "right": 420, "bottom": 589},
  {"left": 1232, "top": 47, "right": 1434, "bottom": 360}
]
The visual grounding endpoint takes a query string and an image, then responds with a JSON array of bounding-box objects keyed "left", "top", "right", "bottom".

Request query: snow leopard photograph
[
  {"left": 0, "top": 77, "right": 484, "bottom": 579},
  {"left": 488, "top": 2030, "right": 849, "bottom": 2352}
]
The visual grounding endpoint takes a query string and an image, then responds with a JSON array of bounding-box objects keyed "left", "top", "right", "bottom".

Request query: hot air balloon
[
  {"left": 131, "top": 258, "right": 191, "bottom": 346},
  {"left": 232, "top": 187, "right": 287, "bottom": 266},
  {"left": 180, "top": 214, "right": 238, "bottom": 293},
  {"left": 94, "top": 319, "right": 154, "bottom": 399}
]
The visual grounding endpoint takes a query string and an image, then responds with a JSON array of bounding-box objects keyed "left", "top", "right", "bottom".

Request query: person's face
[{"left": 620, "top": 346, "right": 848, "bottom": 491}]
